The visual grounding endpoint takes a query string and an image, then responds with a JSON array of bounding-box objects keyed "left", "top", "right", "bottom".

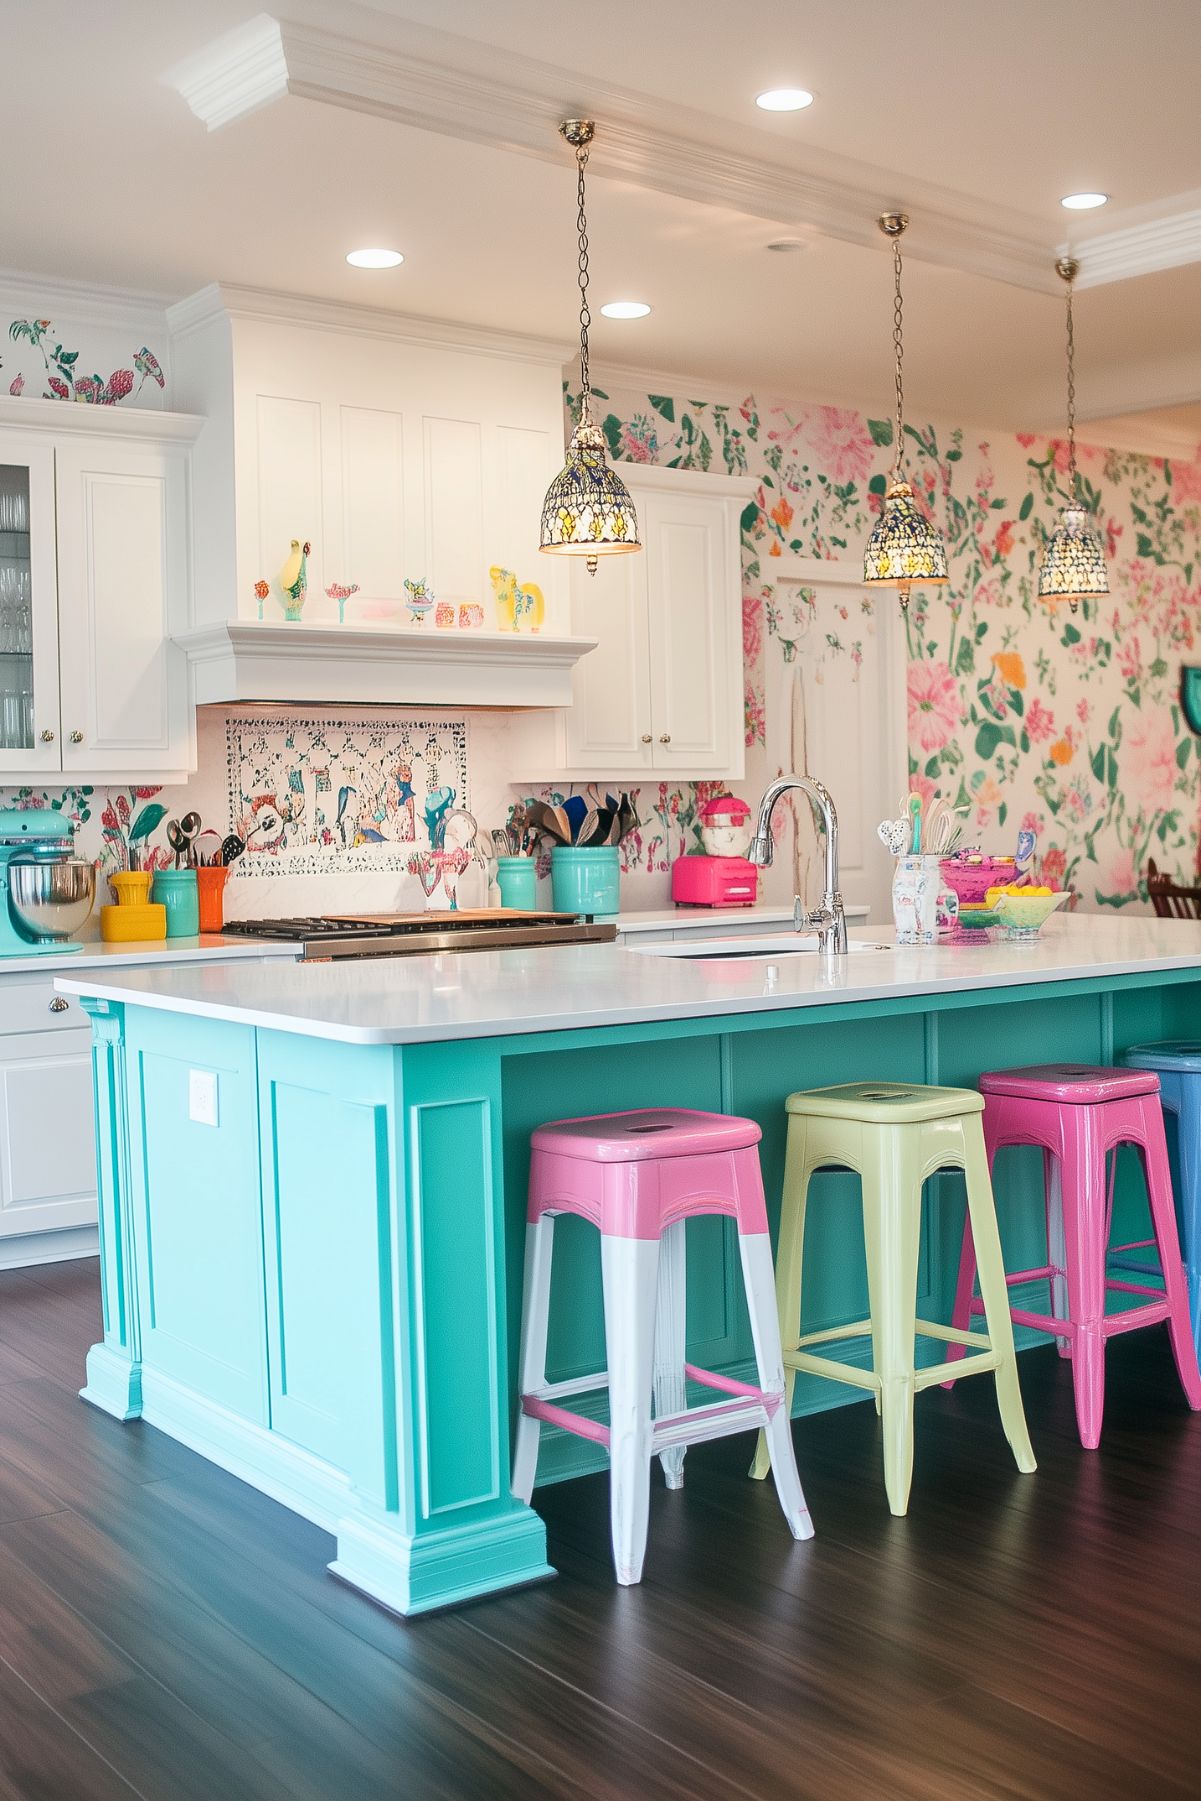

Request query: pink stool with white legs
[
  {"left": 945, "top": 1063, "right": 1201, "bottom": 1447},
  {"left": 511, "top": 1108, "right": 813, "bottom": 1586}
]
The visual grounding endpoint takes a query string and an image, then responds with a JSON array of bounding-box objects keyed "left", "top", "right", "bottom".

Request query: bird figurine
[
  {"left": 325, "top": 580, "right": 359, "bottom": 624},
  {"left": 278, "top": 539, "right": 311, "bottom": 620}
]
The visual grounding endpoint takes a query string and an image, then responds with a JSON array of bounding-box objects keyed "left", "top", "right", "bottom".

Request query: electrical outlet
[{"left": 188, "top": 1068, "right": 219, "bottom": 1128}]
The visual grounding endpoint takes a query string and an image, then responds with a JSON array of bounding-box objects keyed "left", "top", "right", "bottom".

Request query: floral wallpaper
[
  {"left": 567, "top": 381, "right": 1201, "bottom": 908},
  {"left": 4, "top": 319, "right": 165, "bottom": 404}
]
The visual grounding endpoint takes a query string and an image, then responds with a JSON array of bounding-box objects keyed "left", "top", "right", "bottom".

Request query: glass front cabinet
[{"left": 0, "top": 415, "right": 197, "bottom": 782}]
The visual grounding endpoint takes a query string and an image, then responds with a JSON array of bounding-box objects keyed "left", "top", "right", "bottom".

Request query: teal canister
[
  {"left": 152, "top": 868, "right": 200, "bottom": 938},
  {"left": 550, "top": 845, "right": 621, "bottom": 921},
  {"left": 496, "top": 855, "right": 537, "bottom": 910}
]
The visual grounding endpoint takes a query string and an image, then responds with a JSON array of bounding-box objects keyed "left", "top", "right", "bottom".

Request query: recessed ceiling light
[
  {"left": 1060, "top": 193, "right": 1109, "bottom": 211},
  {"left": 345, "top": 247, "right": 405, "bottom": 269},
  {"left": 755, "top": 87, "right": 814, "bottom": 112},
  {"left": 766, "top": 237, "right": 808, "bottom": 253},
  {"left": 600, "top": 301, "right": 652, "bottom": 319}
]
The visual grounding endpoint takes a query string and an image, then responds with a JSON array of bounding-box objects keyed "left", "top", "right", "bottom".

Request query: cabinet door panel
[
  {"left": 645, "top": 493, "right": 735, "bottom": 772},
  {"left": 0, "top": 1031, "right": 96, "bottom": 1237},
  {"left": 0, "top": 432, "right": 61, "bottom": 773},
  {"left": 254, "top": 395, "right": 324, "bottom": 600},
  {"left": 563, "top": 551, "right": 654, "bottom": 771},
  {"left": 56, "top": 441, "right": 191, "bottom": 774},
  {"left": 340, "top": 405, "right": 405, "bottom": 602},
  {"left": 424, "top": 416, "right": 483, "bottom": 603}
]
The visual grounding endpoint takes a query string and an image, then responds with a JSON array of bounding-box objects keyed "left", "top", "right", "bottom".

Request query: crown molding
[
  {"left": 0, "top": 266, "right": 171, "bottom": 333},
  {"left": 167, "top": 281, "right": 571, "bottom": 364},
  {"left": 166, "top": 13, "right": 1066, "bottom": 296},
  {"left": 0, "top": 395, "right": 203, "bottom": 440},
  {"left": 1066, "top": 189, "right": 1201, "bottom": 287}
]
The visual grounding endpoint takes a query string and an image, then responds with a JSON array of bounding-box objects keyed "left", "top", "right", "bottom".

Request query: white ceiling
[{"left": 4, "top": 0, "right": 1200, "bottom": 445}]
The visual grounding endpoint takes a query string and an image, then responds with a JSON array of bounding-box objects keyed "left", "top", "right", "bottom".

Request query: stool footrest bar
[
  {"left": 652, "top": 1395, "right": 775, "bottom": 1451},
  {"left": 521, "top": 1396, "right": 610, "bottom": 1447}
]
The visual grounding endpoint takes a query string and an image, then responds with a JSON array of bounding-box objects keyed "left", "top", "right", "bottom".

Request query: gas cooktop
[{"left": 225, "top": 910, "right": 617, "bottom": 961}]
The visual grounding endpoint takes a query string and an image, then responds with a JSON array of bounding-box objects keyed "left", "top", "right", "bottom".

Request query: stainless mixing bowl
[{"left": 8, "top": 857, "right": 96, "bottom": 942}]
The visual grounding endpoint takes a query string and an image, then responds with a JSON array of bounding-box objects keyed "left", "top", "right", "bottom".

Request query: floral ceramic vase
[
  {"left": 458, "top": 604, "right": 484, "bottom": 629},
  {"left": 435, "top": 601, "right": 456, "bottom": 628},
  {"left": 892, "top": 854, "right": 959, "bottom": 945},
  {"left": 325, "top": 581, "right": 359, "bottom": 624}
]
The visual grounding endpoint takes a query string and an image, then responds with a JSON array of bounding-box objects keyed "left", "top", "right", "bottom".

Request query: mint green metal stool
[{"left": 751, "top": 1081, "right": 1037, "bottom": 1514}]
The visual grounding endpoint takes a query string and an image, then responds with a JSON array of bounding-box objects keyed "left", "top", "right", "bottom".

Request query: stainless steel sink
[{"left": 630, "top": 935, "right": 888, "bottom": 962}]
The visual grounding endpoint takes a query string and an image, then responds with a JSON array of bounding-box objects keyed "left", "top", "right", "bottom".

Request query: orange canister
[{"left": 195, "top": 865, "right": 228, "bottom": 933}]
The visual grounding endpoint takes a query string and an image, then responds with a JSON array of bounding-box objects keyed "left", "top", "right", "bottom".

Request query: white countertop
[
  {"left": 0, "top": 932, "right": 301, "bottom": 977},
  {"left": 54, "top": 915, "right": 1201, "bottom": 1047},
  {"left": 615, "top": 902, "right": 870, "bottom": 932}
]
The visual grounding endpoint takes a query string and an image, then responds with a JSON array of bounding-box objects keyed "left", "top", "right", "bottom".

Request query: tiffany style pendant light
[
  {"left": 862, "top": 213, "right": 949, "bottom": 611},
  {"left": 1038, "top": 257, "right": 1109, "bottom": 615},
  {"left": 540, "top": 120, "right": 640, "bottom": 576}
]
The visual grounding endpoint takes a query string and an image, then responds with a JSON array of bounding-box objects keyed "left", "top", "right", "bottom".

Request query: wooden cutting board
[{"left": 324, "top": 910, "right": 573, "bottom": 926}]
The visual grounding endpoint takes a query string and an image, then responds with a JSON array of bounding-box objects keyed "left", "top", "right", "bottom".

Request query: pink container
[{"left": 939, "top": 856, "right": 1019, "bottom": 906}]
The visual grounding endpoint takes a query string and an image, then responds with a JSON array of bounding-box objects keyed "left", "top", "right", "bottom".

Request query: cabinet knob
[
  {"left": 40, "top": 729, "right": 55, "bottom": 743},
  {"left": 69, "top": 730, "right": 84, "bottom": 745},
  {"left": 640, "top": 734, "right": 652, "bottom": 744},
  {"left": 659, "top": 733, "right": 672, "bottom": 744},
  {"left": 48, "top": 997, "right": 69, "bottom": 1013}
]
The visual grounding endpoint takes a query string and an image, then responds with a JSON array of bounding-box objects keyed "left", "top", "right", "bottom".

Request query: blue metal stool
[{"left": 1121, "top": 1042, "right": 1201, "bottom": 1367}]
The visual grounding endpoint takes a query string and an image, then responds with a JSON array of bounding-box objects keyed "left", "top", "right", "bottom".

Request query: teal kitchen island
[{"left": 59, "top": 918, "right": 1201, "bottom": 1615}]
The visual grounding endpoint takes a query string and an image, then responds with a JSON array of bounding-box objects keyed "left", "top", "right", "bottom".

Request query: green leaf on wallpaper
[
  {"left": 1107, "top": 707, "right": 1122, "bottom": 743},
  {"left": 591, "top": 387, "right": 609, "bottom": 402},
  {"left": 740, "top": 502, "right": 759, "bottom": 533},
  {"left": 697, "top": 433, "right": 713, "bottom": 471},
  {"left": 955, "top": 637, "right": 975, "bottom": 676},
  {"left": 868, "top": 419, "right": 893, "bottom": 446},
  {"left": 648, "top": 395, "right": 676, "bottom": 422},
  {"left": 1177, "top": 738, "right": 1192, "bottom": 771},
  {"left": 991, "top": 497, "right": 1006, "bottom": 508},
  {"left": 869, "top": 474, "right": 888, "bottom": 496},
  {"left": 1062, "top": 623, "right": 1081, "bottom": 645},
  {"left": 1136, "top": 533, "right": 1155, "bottom": 558},
  {"left": 974, "top": 721, "right": 1015, "bottom": 759},
  {"left": 975, "top": 620, "right": 989, "bottom": 641},
  {"left": 946, "top": 448, "right": 962, "bottom": 463},
  {"left": 1091, "top": 745, "right": 1118, "bottom": 788},
  {"left": 1019, "top": 492, "right": 1034, "bottom": 521},
  {"left": 998, "top": 801, "right": 1007, "bottom": 827},
  {"left": 602, "top": 414, "right": 624, "bottom": 459},
  {"left": 1020, "top": 731, "right": 1030, "bottom": 754},
  {"left": 129, "top": 803, "right": 167, "bottom": 841},
  {"left": 924, "top": 756, "right": 941, "bottom": 779}
]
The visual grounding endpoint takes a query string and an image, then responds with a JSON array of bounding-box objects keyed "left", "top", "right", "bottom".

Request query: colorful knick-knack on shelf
[
  {"left": 435, "top": 601, "right": 456, "bottom": 628},
  {"left": 326, "top": 581, "right": 359, "bottom": 624},
  {"left": 403, "top": 576, "right": 435, "bottom": 626},
  {"left": 253, "top": 579, "right": 270, "bottom": 621},
  {"left": 458, "top": 603, "right": 485, "bottom": 629},
  {"left": 490, "top": 566, "right": 545, "bottom": 633},
  {"left": 278, "top": 539, "right": 311, "bottom": 621}
]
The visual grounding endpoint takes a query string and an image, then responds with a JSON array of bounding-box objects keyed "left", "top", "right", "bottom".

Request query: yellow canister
[{"left": 100, "top": 902, "right": 167, "bottom": 942}]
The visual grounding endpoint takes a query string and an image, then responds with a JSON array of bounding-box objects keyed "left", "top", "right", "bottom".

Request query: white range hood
[{"left": 174, "top": 618, "right": 597, "bottom": 708}]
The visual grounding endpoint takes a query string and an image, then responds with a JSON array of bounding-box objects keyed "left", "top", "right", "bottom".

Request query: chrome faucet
[{"left": 748, "top": 775, "right": 848, "bottom": 958}]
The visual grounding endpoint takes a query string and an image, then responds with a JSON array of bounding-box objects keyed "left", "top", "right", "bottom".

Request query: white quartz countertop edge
[
  {"left": 615, "top": 903, "right": 870, "bottom": 931},
  {"left": 52, "top": 917, "right": 1201, "bottom": 1047},
  {"left": 2, "top": 934, "right": 302, "bottom": 976}
]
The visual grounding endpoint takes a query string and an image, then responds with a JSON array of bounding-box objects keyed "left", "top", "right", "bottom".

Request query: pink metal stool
[
  {"left": 511, "top": 1108, "right": 813, "bottom": 1585},
  {"left": 945, "top": 1063, "right": 1201, "bottom": 1447}
]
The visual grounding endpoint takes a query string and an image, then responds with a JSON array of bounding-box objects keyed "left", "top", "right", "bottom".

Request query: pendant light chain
[
  {"left": 1063, "top": 271, "right": 1078, "bottom": 496},
  {"left": 575, "top": 143, "right": 592, "bottom": 410},
  {"left": 891, "top": 232, "right": 905, "bottom": 480}
]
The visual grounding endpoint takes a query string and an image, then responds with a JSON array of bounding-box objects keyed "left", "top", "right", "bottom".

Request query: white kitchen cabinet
[
  {"left": 519, "top": 464, "right": 751, "bottom": 783},
  {"left": 0, "top": 399, "right": 202, "bottom": 782}
]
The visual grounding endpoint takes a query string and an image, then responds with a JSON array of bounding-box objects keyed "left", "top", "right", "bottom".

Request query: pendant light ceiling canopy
[
  {"left": 540, "top": 119, "right": 641, "bottom": 577},
  {"left": 862, "top": 212, "right": 949, "bottom": 612},
  {"left": 1038, "top": 256, "right": 1109, "bottom": 615}
]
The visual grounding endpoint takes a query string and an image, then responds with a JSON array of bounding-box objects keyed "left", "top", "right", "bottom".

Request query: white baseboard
[{"left": 0, "top": 1225, "right": 99, "bottom": 1271}]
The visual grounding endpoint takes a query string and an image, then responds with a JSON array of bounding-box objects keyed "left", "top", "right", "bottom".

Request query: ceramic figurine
[
  {"left": 277, "top": 540, "right": 310, "bottom": 621},
  {"left": 435, "top": 601, "right": 456, "bottom": 628},
  {"left": 403, "top": 577, "right": 435, "bottom": 626},
  {"left": 698, "top": 795, "right": 753, "bottom": 858},
  {"left": 489, "top": 566, "right": 546, "bottom": 633},
  {"left": 326, "top": 581, "right": 359, "bottom": 624},
  {"left": 253, "top": 578, "right": 270, "bottom": 621},
  {"left": 458, "top": 603, "right": 485, "bottom": 629},
  {"left": 424, "top": 785, "right": 456, "bottom": 849}
]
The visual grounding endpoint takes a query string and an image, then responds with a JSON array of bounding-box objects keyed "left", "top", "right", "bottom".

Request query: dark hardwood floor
[{"left": 0, "top": 1259, "right": 1197, "bottom": 1799}]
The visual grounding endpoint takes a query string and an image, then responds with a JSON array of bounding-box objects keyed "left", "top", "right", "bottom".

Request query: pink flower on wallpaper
[
  {"left": 803, "top": 407, "right": 876, "bottom": 485},
  {"left": 1171, "top": 457, "right": 1201, "bottom": 505},
  {"left": 974, "top": 775, "right": 1003, "bottom": 826},
  {"left": 1106, "top": 846, "right": 1137, "bottom": 894},
  {"left": 1040, "top": 846, "right": 1067, "bottom": 887},
  {"left": 1020, "top": 811, "right": 1044, "bottom": 835},
  {"left": 1025, "top": 697, "right": 1056, "bottom": 743},
  {"left": 1125, "top": 712, "right": 1179, "bottom": 810},
  {"left": 1016, "top": 433, "right": 1037, "bottom": 448},
  {"left": 907, "top": 660, "right": 960, "bottom": 753},
  {"left": 742, "top": 592, "right": 763, "bottom": 665},
  {"left": 8, "top": 374, "right": 23, "bottom": 396},
  {"left": 1105, "top": 517, "right": 1123, "bottom": 557},
  {"left": 1049, "top": 438, "right": 1073, "bottom": 473},
  {"left": 908, "top": 773, "right": 938, "bottom": 807},
  {"left": 744, "top": 685, "right": 766, "bottom": 748}
]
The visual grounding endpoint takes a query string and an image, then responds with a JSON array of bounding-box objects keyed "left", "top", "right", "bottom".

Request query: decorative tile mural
[
  {"left": 225, "top": 712, "right": 470, "bottom": 874},
  {"left": 567, "top": 381, "right": 1201, "bottom": 910}
]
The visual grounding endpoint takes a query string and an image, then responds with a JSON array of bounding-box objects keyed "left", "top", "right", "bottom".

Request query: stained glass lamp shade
[
  {"left": 1038, "top": 503, "right": 1109, "bottom": 610},
  {"left": 540, "top": 415, "right": 640, "bottom": 577},
  {"left": 863, "top": 480, "right": 948, "bottom": 606}
]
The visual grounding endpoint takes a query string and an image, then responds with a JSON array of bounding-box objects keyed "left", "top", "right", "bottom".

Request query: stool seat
[
  {"left": 786, "top": 1080, "right": 984, "bottom": 1123},
  {"left": 530, "top": 1107, "right": 760, "bottom": 1162},
  {"left": 1125, "top": 1041, "right": 1201, "bottom": 1073},
  {"left": 980, "top": 1063, "right": 1158, "bottom": 1103}
]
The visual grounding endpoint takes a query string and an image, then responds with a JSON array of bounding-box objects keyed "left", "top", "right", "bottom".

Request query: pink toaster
[{"left": 671, "top": 856, "right": 759, "bottom": 908}]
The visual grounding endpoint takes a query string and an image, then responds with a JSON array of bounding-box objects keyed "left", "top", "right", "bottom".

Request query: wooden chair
[{"left": 1147, "top": 859, "right": 1201, "bottom": 920}]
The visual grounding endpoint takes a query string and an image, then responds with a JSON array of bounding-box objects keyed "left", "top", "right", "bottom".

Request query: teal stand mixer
[{"left": 0, "top": 811, "right": 95, "bottom": 957}]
